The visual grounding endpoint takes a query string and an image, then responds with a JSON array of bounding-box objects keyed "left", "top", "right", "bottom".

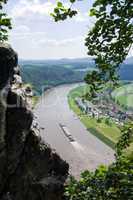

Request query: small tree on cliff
[{"left": 0, "top": 0, "right": 11, "bottom": 41}]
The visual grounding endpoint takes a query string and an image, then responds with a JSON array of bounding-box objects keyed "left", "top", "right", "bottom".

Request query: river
[{"left": 34, "top": 83, "right": 115, "bottom": 178}]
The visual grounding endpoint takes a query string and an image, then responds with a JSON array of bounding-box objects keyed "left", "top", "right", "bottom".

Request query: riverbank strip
[{"left": 67, "top": 86, "right": 121, "bottom": 150}]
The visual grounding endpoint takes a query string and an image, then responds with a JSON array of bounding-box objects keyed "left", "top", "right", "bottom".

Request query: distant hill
[
  {"left": 19, "top": 57, "right": 133, "bottom": 94},
  {"left": 20, "top": 58, "right": 94, "bottom": 94}
]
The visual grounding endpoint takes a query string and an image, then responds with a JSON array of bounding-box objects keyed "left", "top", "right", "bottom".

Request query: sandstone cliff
[{"left": 0, "top": 43, "right": 69, "bottom": 200}]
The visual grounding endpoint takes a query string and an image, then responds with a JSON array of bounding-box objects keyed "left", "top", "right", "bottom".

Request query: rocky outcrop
[{"left": 0, "top": 43, "right": 69, "bottom": 200}]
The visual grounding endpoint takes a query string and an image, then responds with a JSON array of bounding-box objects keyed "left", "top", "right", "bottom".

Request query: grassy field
[
  {"left": 112, "top": 83, "right": 133, "bottom": 109},
  {"left": 69, "top": 85, "right": 90, "bottom": 99},
  {"left": 68, "top": 85, "right": 121, "bottom": 149}
]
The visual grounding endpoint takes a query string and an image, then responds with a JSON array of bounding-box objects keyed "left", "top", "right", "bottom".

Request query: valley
[
  {"left": 20, "top": 58, "right": 133, "bottom": 94},
  {"left": 34, "top": 84, "right": 114, "bottom": 178},
  {"left": 21, "top": 58, "right": 133, "bottom": 176}
]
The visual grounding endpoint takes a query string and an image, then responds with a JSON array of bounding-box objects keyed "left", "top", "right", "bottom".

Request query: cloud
[
  {"left": 34, "top": 36, "right": 84, "bottom": 47},
  {"left": 11, "top": 33, "right": 86, "bottom": 59},
  {"left": 10, "top": 23, "right": 84, "bottom": 49},
  {"left": 10, "top": 25, "right": 46, "bottom": 40},
  {"left": 10, "top": 0, "right": 55, "bottom": 19},
  {"left": 8, "top": 0, "right": 88, "bottom": 59},
  {"left": 12, "top": 25, "right": 30, "bottom": 34},
  {"left": 10, "top": 0, "right": 94, "bottom": 26}
]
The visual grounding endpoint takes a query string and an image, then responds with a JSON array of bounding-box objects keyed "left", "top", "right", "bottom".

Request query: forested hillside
[
  {"left": 20, "top": 58, "right": 94, "bottom": 93},
  {"left": 20, "top": 58, "right": 133, "bottom": 94}
]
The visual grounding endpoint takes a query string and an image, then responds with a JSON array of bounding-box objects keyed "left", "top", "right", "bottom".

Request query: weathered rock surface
[
  {"left": 0, "top": 43, "right": 17, "bottom": 89},
  {"left": 0, "top": 43, "right": 69, "bottom": 200}
]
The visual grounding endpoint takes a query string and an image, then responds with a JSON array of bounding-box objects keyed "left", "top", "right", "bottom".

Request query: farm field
[{"left": 112, "top": 83, "right": 133, "bottom": 109}]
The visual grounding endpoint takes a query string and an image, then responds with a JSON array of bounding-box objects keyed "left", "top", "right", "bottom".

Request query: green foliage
[
  {"left": 97, "top": 117, "right": 102, "bottom": 123},
  {"left": 116, "top": 122, "right": 133, "bottom": 157},
  {"left": 65, "top": 166, "right": 108, "bottom": 200},
  {"left": 51, "top": 1, "right": 77, "bottom": 22},
  {"left": 84, "top": 70, "right": 102, "bottom": 98},
  {"left": 0, "top": 0, "right": 7, "bottom": 9},
  {"left": 105, "top": 118, "right": 111, "bottom": 126},
  {"left": 85, "top": 0, "right": 133, "bottom": 92},
  {"left": 52, "top": 0, "right": 133, "bottom": 96},
  {"left": 0, "top": 0, "right": 12, "bottom": 41}
]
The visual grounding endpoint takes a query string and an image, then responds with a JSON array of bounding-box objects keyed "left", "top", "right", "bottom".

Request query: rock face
[{"left": 0, "top": 43, "right": 69, "bottom": 200}]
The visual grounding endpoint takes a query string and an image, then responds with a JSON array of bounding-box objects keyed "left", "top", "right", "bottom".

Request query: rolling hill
[
  {"left": 20, "top": 58, "right": 94, "bottom": 94},
  {"left": 20, "top": 57, "right": 133, "bottom": 94}
]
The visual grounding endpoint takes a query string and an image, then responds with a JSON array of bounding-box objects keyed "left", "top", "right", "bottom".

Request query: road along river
[{"left": 34, "top": 83, "right": 115, "bottom": 178}]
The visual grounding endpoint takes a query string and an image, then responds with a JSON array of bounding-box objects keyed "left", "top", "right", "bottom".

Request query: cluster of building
[
  {"left": 75, "top": 97, "right": 132, "bottom": 126},
  {"left": 75, "top": 98, "right": 101, "bottom": 119}
]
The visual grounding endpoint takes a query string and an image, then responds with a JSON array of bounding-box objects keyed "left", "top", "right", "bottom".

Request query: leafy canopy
[
  {"left": 0, "top": 0, "right": 12, "bottom": 41},
  {"left": 51, "top": 0, "right": 77, "bottom": 21},
  {"left": 52, "top": 0, "right": 133, "bottom": 97}
]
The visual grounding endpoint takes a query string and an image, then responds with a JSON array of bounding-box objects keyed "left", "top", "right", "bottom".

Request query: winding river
[{"left": 35, "top": 83, "right": 114, "bottom": 177}]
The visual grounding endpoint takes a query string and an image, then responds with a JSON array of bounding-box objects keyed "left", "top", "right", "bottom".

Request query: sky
[
  {"left": 5, "top": 0, "right": 133, "bottom": 60},
  {"left": 5, "top": 0, "right": 95, "bottom": 59}
]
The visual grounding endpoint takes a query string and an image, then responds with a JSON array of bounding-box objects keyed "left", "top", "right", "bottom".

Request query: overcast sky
[{"left": 4, "top": 0, "right": 94, "bottom": 59}]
